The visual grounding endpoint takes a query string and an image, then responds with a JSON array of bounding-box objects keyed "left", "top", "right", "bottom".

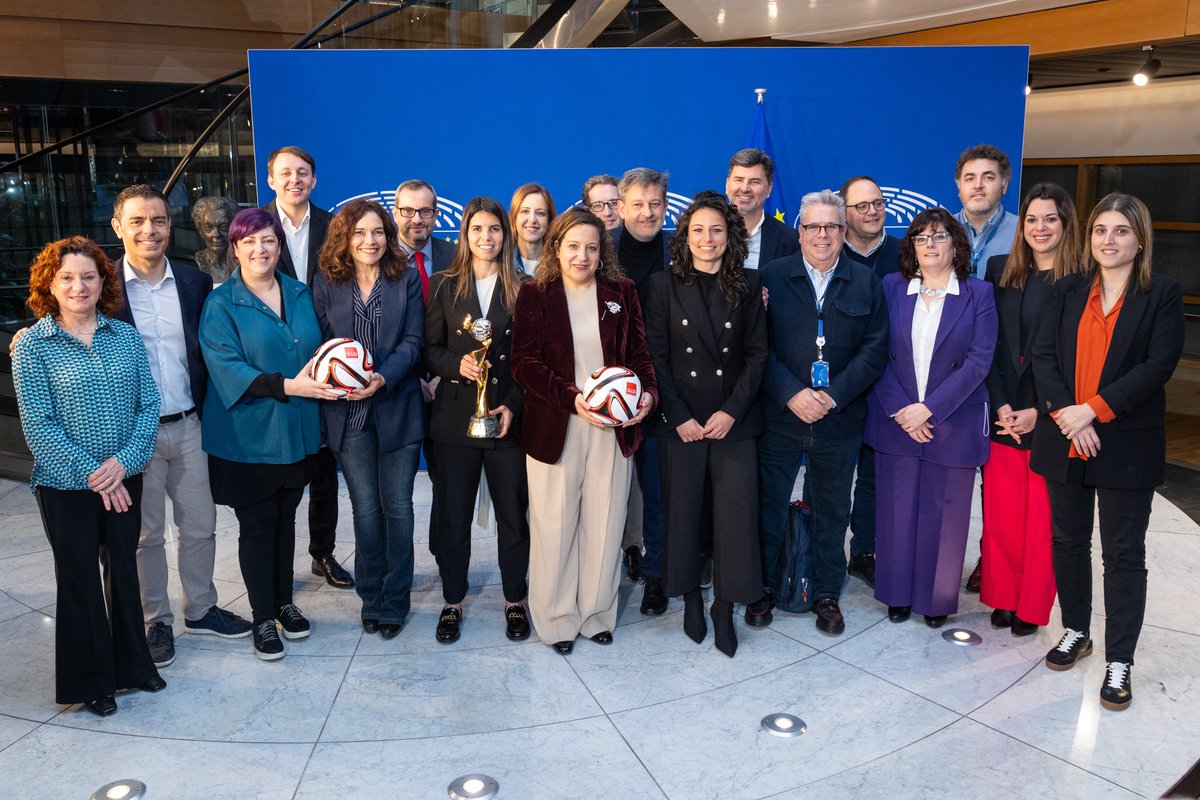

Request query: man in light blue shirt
[{"left": 952, "top": 143, "right": 1019, "bottom": 279}]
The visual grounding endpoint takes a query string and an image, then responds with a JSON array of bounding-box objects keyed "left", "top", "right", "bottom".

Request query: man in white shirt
[{"left": 725, "top": 148, "right": 799, "bottom": 270}]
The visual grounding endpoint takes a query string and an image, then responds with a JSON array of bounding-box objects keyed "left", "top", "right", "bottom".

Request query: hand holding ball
[
  {"left": 311, "top": 338, "right": 375, "bottom": 394},
  {"left": 581, "top": 366, "right": 643, "bottom": 426}
]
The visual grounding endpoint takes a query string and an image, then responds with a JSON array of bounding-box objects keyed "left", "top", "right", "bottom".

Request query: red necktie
[{"left": 413, "top": 251, "right": 430, "bottom": 300}]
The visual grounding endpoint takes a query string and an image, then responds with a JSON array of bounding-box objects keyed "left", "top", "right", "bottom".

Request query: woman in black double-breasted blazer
[
  {"left": 423, "top": 197, "right": 531, "bottom": 645},
  {"left": 1031, "top": 192, "right": 1183, "bottom": 712},
  {"left": 644, "top": 191, "right": 768, "bottom": 657}
]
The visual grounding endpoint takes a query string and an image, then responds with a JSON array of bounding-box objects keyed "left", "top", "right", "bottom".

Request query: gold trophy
[{"left": 464, "top": 316, "right": 500, "bottom": 438}]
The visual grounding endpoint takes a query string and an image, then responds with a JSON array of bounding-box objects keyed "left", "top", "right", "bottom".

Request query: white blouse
[{"left": 908, "top": 274, "right": 960, "bottom": 401}]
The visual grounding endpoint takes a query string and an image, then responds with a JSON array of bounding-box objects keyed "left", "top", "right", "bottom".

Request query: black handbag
[{"left": 774, "top": 499, "right": 816, "bottom": 613}]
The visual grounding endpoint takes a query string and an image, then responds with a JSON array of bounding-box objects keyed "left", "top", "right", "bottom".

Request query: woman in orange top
[{"left": 1031, "top": 192, "right": 1183, "bottom": 712}]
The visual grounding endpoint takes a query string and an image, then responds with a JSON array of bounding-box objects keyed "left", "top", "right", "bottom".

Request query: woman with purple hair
[{"left": 200, "top": 207, "right": 344, "bottom": 661}]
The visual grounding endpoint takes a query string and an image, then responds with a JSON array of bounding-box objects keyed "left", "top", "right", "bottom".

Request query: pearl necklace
[{"left": 918, "top": 283, "right": 948, "bottom": 298}]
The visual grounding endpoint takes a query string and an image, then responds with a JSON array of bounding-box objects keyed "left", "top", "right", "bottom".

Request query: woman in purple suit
[{"left": 865, "top": 208, "right": 997, "bottom": 628}]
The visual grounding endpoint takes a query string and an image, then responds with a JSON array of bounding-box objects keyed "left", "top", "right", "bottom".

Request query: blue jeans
[
  {"left": 335, "top": 423, "right": 420, "bottom": 625},
  {"left": 633, "top": 434, "right": 665, "bottom": 579},
  {"left": 758, "top": 429, "right": 860, "bottom": 602},
  {"left": 800, "top": 441, "right": 876, "bottom": 557}
]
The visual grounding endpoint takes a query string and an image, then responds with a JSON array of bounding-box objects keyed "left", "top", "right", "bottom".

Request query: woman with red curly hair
[{"left": 12, "top": 236, "right": 164, "bottom": 717}]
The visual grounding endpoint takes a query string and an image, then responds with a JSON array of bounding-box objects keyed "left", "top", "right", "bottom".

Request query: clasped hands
[
  {"left": 787, "top": 387, "right": 835, "bottom": 424},
  {"left": 1051, "top": 403, "right": 1100, "bottom": 458},
  {"left": 89, "top": 457, "right": 131, "bottom": 512},
  {"left": 994, "top": 403, "right": 1038, "bottom": 445},
  {"left": 893, "top": 402, "right": 934, "bottom": 443},
  {"left": 675, "top": 411, "right": 735, "bottom": 443}
]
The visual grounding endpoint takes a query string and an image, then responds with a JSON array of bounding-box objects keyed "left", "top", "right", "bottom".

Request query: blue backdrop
[{"left": 248, "top": 46, "right": 1028, "bottom": 239}]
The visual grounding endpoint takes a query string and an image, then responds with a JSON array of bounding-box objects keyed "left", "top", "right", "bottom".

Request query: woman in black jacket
[
  {"left": 644, "top": 191, "right": 768, "bottom": 657},
  {"left": 1031, "top": 192, "right": 1183, "bottom": 711}
]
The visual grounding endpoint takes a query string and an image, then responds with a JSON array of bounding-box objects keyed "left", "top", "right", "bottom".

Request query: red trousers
[{"left": 980, "top": 441, "right": 1057, "bottom": 625}]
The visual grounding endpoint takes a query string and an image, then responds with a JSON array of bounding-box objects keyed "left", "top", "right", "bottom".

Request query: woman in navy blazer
[
  {"left": 313, "top": 200, "right": 426, "bottom": 639},
  {"left": 1031, "top": 193, "right": 1183, "bottom": 710},
  {"left": 865, "top": 207, "right": 997, "bottom": 627},
  {"left": 511, "top": 208, "right": 658, "bottom": 653}
]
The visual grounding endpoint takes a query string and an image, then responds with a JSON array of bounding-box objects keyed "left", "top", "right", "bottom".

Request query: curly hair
[
  {"left": 534, "top": 208, "right": 622, "bottom": 287},
  {"left": 897, "top": 208, "right": 973, "bottom": 281},
  {"left": 27, "top": 236, "right": 124, "bottom": 319},
  {"left": 668, "top": 190, "right": 750, "bottom": 305},
  {"left": 319, "top": 199, "right": 407, "bottom": 284},
  {"left": 954, "top": 143, "right": 1012, "bottom": 183}
]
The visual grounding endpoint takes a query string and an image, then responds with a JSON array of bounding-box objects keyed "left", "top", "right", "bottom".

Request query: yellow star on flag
[{"left": 774, "top": 209, "right": 785, "bottom": 222}]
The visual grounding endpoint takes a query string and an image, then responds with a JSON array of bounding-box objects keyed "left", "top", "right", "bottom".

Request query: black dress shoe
[
  {"left": 312, "top": 556, "right": 355, "bottom": 589},
  {"left": 710, "top": 600, "right": 737, "bottom": 657},
  {"left": 362, "top": 618, "right": 379, "bottom": 634},
  {"left": 623, "top": 546, "right": 643, "bottom": 582},
  {"left": 552, "top": 640, "right": 574, "bottom": 654},
  {"left": 924, "top": 614, "right": 948, "bottom": 629},
  {"left": 814, "top": 598, "right": 846, "bottom": 635},
  {"left": 640, "top": 577, "right": 668, "bottom": 615},
  {"left": 888, "top": 605, "right": 912, "bottom": 623},
  {"left": 1010, "top": 616, "right": 1038, "bottom": 637},
  {"left": 683, "top": 588, "right": 707, "bottom": 644},
  {"left": 436, "top": 607, "right": 462, "bottom": 644},
  {"left": 378, "top": 623, "right": 402, "bottom": 640},
  {"left": 744, "top": 594, "right": 774, "bottom": 628},
  {"left": 505, "top": 605, "right": 531, "bottom": 641},
  {"left": 590, "top": 631, "right": 613, "bottom": 645},
  {"left": 138, "top": 674, "right": 167, "bottom": 693},
  {"left": 847, "top": 553, "right": 877, "bottom": 588},
  {"left": 990, "top": 608, "right": 1014, "bottom": 629},
  {"left": 86, "top": 696, "right": 117, "bottom": 716},
  {"left": 965, "top": 558, "right": 982, "bottom": 593}
]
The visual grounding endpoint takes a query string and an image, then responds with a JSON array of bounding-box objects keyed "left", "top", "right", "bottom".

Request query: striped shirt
[{"left": 347, "top": 275, "right": 382, "bottom": 431}]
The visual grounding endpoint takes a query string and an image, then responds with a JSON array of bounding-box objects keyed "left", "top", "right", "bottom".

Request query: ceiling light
[
  {"left": 767, "top": 1, "right": 778, "bottom": 19},
  {"left": 1133, "top": 46, "right": 1161, "bottom": 86}
]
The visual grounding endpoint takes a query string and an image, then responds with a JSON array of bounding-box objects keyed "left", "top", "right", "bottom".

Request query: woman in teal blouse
[
  {"left": 200, "top": 208, "right": 343, "bottom": 661},
  {"left": 13, "top": 236, "right": 163, "bottom": 716}
]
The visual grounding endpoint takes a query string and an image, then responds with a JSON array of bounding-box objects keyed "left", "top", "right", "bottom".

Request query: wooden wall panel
[{"left": 1188, "top": 0, "right": 1200, "bottom": 35}]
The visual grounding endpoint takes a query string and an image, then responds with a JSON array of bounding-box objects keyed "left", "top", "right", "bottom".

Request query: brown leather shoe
[
  {"left": 965, "top": 558, "right": 982, "bottom": 593},
  {"left": 744, "top": 594, "right": 774, "bottom": 628},
  {"left": 814, "top": 598, "right": 845, "bottom": 635}
]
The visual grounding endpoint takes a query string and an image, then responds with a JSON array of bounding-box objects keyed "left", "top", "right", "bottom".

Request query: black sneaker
[
  {"left": 640, "top": 577, "right": 668, "bottom": 616},
  {"left": 276, "top": 603, "right": 311, "bottom": 640},
  {"left": 146, "top": 621, "right": 175, "bottom": 668},
  {"left": 1045, "top": 629, "right": 1093, "bottom": 671},
  {"left": 847, "top": 553, "right": 876, "bottom": 588},
  {"left": 185, "top": 605, "right": 252, "bottom": 639},
  {"left": 623, "top": 546, "right": 643, "bottom": 582},
  {"left": 1100, "top": 661, "right": 1132, "bottom": 710},
  {"left": 253, "top": 620, "right": 285, "bottom": 661}
]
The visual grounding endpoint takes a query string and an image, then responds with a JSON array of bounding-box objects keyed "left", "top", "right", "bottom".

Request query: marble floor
[{"left": 0, "top": 470, "right": 1198, "bottom": 800}]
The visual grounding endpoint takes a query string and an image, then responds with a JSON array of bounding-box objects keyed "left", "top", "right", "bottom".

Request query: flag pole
[{"left": 755, "top": 88, "right": 767, "bottom": 103}]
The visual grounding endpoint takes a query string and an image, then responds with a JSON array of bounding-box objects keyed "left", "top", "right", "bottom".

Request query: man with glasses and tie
[
  {"left": 754, "top": 190, "right": 888, "bottom": 635},
  {"left": 262, "top": 145, "right": 354, "bottom": 590},
  {"left": 725, "top": 148, "right": 799, "bottom": 270}
]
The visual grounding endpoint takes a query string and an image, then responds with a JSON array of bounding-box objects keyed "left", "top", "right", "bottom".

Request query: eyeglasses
[
  {"left": 800, "top": 223, "right": 845, "bottom": 236},
  {"left": 396, "top": 207, "right": 436, "bottom": 219},
  {"left": 913, "top": 232, "right": 952, "bottom": 246},
  {"left": 588, "top": 200, "right": 619, "bottom": 212},
  {"left": 849, "top": 199, "right": 886, "bottom": 214}
]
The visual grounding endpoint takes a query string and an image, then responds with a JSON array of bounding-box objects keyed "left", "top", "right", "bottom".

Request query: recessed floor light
[
  {"left": 942, "top": 628, "right": 982, "bottom": 646},
  {"left": 761, "top": 712, "right": 807, "bottom": 737},
  {"left": 91, "top": 780, "right": 147, "bottom": 800},
  {"left": 448, "top": 773, "right": 499, "bottom": 799}
]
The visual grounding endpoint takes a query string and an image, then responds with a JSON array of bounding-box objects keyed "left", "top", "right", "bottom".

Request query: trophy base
[{"left": 468, "top": 414, "right": 501, "bottom": 439}]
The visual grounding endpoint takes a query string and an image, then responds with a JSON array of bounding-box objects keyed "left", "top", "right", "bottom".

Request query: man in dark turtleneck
[{"left": 610, "top": 167, "right": 672, "bottom": 616}]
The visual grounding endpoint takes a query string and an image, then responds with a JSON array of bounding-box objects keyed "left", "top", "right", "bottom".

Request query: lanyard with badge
[
  {"left": 811, "top": 270, "right": 831, "bottom": 388},
  {"left": 968, "top": 214, "right": 1002, "bottom": 276}
]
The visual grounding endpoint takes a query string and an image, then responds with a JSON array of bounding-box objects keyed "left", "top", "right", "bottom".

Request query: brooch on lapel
[{"left": 602, "top": 300, "right": 622, "bottom": 320}]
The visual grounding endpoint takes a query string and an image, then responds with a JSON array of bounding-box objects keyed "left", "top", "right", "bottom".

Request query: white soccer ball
[
  {"left": 581, "top": 366, "right": 643, "bottom": 426},
  {"left": 310, "top": 338, "right": 374, "bottom": 392}
]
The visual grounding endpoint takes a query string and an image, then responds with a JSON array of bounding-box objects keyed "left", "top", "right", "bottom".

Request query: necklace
[
  {"left": 56, "top": 317, "right": 96, "bottom": 336},
  {"left": 918, "top": 283, "right": 948, "bottom": 298}
]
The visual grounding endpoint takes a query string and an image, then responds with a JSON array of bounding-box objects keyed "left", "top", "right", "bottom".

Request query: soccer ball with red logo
[
  {"left": 310, "top": 338, "right": 375, "bottom": 394},
  {"left": 581, "top": 366, "right": 643, "bottom": 426}
]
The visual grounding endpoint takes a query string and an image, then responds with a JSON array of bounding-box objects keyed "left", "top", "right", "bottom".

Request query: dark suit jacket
[
  {"left": 262, "top": 200, "right": 332, "bottom": 286},
  {"left": 983, "top": 254, "right": 1054, "bottom": 450},
  {"left": 113, "top": 256, "right": 213, "bottom": 418},
  {"left": 760, "top": 253, "right": 889, "bottom": 440},
  {"left": 758, "top": 215, "right": 800, "bottom": 265},
  {"left": 865, "top": 272, "right": 997, "bottom": 468},
  {"left": 1030, "top": 272, "right": 1183, "bottom": 488},
  {"left": 511, "top": 276, "right": 659, "bottom": 464},
  {"left": 428, "top": 237, "right": 457, "bottom": 272},
  {"left": 644, "top": 269, "right": 767, "bottom": 440},
  {"left": 423, "top": 271, "right": 525, "bottom": 448},
  {"left": 311, "top": 267, "right": 426, "bottom": 453}
]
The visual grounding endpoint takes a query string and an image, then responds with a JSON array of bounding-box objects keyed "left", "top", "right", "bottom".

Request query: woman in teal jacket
[{"left": 200, "top": 208, "right": 343, "bottom": 661}]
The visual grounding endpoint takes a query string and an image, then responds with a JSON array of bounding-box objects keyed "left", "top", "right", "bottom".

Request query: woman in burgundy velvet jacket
[{"left": 511, "top": 207, "right": 658, "bottom": 654}]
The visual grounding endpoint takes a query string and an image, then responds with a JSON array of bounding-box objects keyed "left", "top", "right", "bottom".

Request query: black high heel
[
  {"left": 710, "top": 600, "right": 737, "bottom": 657},
  {"left": 684, "top": 588, "right": 706, "bottom": 644}
]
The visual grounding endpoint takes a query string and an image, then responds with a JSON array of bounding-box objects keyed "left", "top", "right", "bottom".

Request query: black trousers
[
  {"left": 307, "top": 446, "right": 340, "bottom": 560},
  {"left": 235, "top": 486, "right": 304, "bottom": 624},
  {"left": 660, "top": 436, "right": 762, "bottom": 604},
  {"left": 427, "top": 439, "right": 530, "bottom": 605},
  {"left": 37, "top": 476, "right": 158, "bottom": 704},
  {"left": 1045, "top": 459, "right": 1152, "bottom": 665}
]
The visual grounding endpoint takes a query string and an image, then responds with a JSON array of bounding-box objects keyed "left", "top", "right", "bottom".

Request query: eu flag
[{"left": 745, "top": 91, "right": 787, "bottom": 223}]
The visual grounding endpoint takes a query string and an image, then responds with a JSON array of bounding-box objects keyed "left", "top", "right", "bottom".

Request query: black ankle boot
[
  {"left": 710, "top": 600, "right": 737, "bottom": 657},
  {"left": 684, "top": 588, "right": 706, "bottom": 644}
]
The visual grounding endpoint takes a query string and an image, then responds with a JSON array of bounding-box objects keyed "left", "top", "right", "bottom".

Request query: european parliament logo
[
  {"left": 786, "top": 186, "right": 942, "bottom": 234},
  {"left": 333, "top": 190, "right": 465, "bottom": 244}
]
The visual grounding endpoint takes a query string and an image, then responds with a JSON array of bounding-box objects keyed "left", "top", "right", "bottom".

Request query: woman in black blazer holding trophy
[{"left": 423, "top": 196, "right": 531, "bottom": 645}]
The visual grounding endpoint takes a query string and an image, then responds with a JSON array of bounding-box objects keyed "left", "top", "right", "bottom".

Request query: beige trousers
[{"left": 527, "top": 415, "right": 631, "bottom": 644}]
